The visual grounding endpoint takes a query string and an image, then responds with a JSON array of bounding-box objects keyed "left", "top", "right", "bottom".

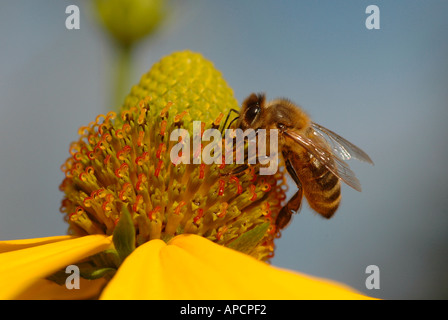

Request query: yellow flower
[
  {"left": 93, "top": 0, "right": 166, "bottom": 48},
  {"left": 0, "top": 51, "right": 374, "bottom": 300}
]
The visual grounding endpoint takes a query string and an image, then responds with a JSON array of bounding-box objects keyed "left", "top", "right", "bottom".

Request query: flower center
[{"left": 59, "top": 51, "right": 287, "bottom": 261}]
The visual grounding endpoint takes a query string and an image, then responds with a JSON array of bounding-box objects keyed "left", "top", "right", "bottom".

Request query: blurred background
[{"left": 1, "top": 0, "right": 447, "bottom": 299}]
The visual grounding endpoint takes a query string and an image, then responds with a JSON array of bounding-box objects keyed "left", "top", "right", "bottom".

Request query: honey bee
[{"left": 228, "top": 93, "right": 374, "bottom": 230}]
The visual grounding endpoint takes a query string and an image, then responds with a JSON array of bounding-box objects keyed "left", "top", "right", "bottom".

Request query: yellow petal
[
  {"left": 101, "top": 234, "right": 374, "bottom": 300},
  {"left": 14, "top": 278, "right": 107, "bottom": 300},
  {"left": 0, "top": 235, "right": 112, "bottom": 299},
  {"left": 0, "top": 235, "right": 74, "bottom": 253},
  {"left": 100, "top": 238, "right": 165, "bottom": 299}
]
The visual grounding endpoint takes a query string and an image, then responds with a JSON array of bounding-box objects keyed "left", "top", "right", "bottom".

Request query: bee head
[{"left": 238, "top": 94, "right": 310, "bottom": 133}]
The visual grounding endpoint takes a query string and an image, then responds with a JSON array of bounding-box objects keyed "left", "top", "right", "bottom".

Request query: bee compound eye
[{"left": 245, "top": 104, "right": 260, "bottom": 124}]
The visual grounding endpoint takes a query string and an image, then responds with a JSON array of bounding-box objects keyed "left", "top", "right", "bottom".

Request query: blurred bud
[{"left": 94, "top": 0, "right": 166, "bottom": 48}]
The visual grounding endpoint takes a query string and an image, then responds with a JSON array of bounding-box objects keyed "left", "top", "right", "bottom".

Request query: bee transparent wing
[
  {"left": 283, "top": 129, "right": 363, "bottom": 192},
  {"left": 311, "top": 122, "right": 374, "bottom": 165}
]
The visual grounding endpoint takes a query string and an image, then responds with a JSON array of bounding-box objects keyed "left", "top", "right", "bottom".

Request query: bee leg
[
  {"left": 276, "top": 157, "right": 303, "bottom": 229},
  {"left": 220, "top": 128, "right": 260, "bottom": 177},
  {"left": 283, "top": 152, "right": 301, "bottom": 186},
  {"left": 221, "top": 139, "right": 260, "bottom": 177},
  {"left": 220, "top": 163, "right": 249, "bottom": 177},
  {"left": 276, "top": 187, "right": 303, "bottom": 229}
]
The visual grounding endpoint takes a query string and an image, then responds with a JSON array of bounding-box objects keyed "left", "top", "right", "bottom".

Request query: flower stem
[{"left": 113, "top": 45, "right": 133, "bottom": 111}]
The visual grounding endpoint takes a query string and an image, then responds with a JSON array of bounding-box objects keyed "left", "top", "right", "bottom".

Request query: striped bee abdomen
[{"left": 295, "top": 153, "right": 342, "bottom": 219}]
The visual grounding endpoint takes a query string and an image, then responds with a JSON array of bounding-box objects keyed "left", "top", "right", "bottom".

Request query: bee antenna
[
  {"left": 226, "top": 116, "right": 239, "bottom": 130},
  {"left": 220, "top": 108, "right": 240, "bottom": 134}
]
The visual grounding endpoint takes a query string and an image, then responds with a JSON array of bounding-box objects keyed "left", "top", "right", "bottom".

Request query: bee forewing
[
  {"left": 284, "top": 130, "right": 363, "bottom": 192},
  {"left": 311, "top": 122, "right": 374, "bottom": 165}
]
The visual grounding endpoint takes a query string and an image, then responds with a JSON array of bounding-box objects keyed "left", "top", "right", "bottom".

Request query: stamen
[
  {"left": 97, "top": 134, "right": 111, "bottom": 150},
  {"left": 79, "top": 172, "right": 88, "bottom": 182},
  {"left": 82, "top": 195, "right": 92, "bottom": 207},
  {"left": 160, "top": 101, "right": 173, "bottom": 118},
  {"left": 154, "top": 160, "right": 163, "bottom": 178},
  {"left": 174, "top": 110, "right": 189, "bottom": 123},
  {"left": 148, "top": 206, "right": 161, "bottom": 220},
  {"left": 65, "top": 169, "right": 73, "bottom": 179},
  {"left": 218, "top": 179, "right": 226, "bottom": 196},
  {"left": 88, "top": 133, "right": 98, "bottom": 145},
  {"left": 69, "top": 142, "right": 81, "bottom": 156},
  {"left": 199, "top": 163, "right": 206, "bottom": 179},
  {"left": 260, "top": 179, "right": 272, "bottom": 192},
  {"left": 74, "top": 163, "right": 84, "bottom": 172},
  {"left": 263, "top": 202, "right": 271, "bottom": 217},
  {"left": 115, "top": 128, "right": 124, "bottom": 139},
  {"left": 217, "top": 202, "right": 228, "bottom": 218},
  {"left": 117, "top": 145, "right": 132, "bottom": 161},
  {"left": 193, "top": 208, "right": 204, "bottom": 224},
  {"left": 102, "top": 194, "right": 114, "bottom": 213},
  {"left": 216, "top": 226, "right": 228, "bottom": 241},
  {"left": 137, "top": 107, "right": 147, "bottom": 124},
  {"left": 267, "top": 224, "right": 277, "bottom": 236},
  {"left": 218, "top": 155, "right": 226, "bottom": 169},
  {"left": 165, "top": 201, "right": 186, "bottom": 236},
  {"left": 97, "top": 188, "right": 107, "bottom": 198},
  {"left": 135, "top": 152, "right": 149, "bottom": 166},
  {"left": 69, "top": 206, "right": 103, "bottom": 234},
  {"left": 121, "top": 110, "right": 132, "bottom": 121},
  {"left": 201, "top": 122, "right": 206, "bottom": 136},
  {"left": 156, "top": 143, "right": 166, "bottom": 159},
  {"left": 250, "top": 184, "right": 257, "bottom": 201},
  {"left": 229, "top": 176, "right": 243, "bottom": 194},
  {"left": 174, "top": 201, "right": 186, "bottom": 215},
  {"left": 87, "top": 151, "right": 96, "bottom": 160},
  {"left": 249, "top": 166, "right": 256, "bottom": 182},
  {"left": 116, "top": 124, "right": 131, "bottom": 139},
  {"left": 74, "top": 152, "right": 84, "bottom": 162},
  {"left": 98, "top": 124, "right": 108, "bottom": 136},
  {"left": 115, "top": 163, "right": 129, "bottom": 178},
  {"left": 136, "top": 173, "right": 147, "bottom": 191},
  {"left": 137, "top": 130, "right": 145, "bottom": 147},
  {"left": 119, "top": 182, "right": 132, "bottom": 201},
  {"left": 103, "top": 133, "right": 112, "bottom": 144},
  {"left": 104, "top": 154, "right": 111, "bottom": 165},
  {"left": 105, "top": 111, "right": 116, "bottom": 122},
  {"left": 78, "top": 126, "right": 91, "bottom": 137},
  {"left": 133, "top": 195, "right": 144, "bottom": 213},
  {"left": 95, "top": 114, "right": 106, "bottom": 125},
  {"left": 159, "top": 120, "right": 168, "bottom": 136},
  {"left": 213, "top": 112, "right": 224, "bottom": 127}
]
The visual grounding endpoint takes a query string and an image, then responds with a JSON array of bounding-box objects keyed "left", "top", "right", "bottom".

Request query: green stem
[{"left": 112, "top": 45, "right": 133, "bottom": 111}]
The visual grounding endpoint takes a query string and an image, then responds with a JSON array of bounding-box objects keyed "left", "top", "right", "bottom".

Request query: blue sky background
[{"left": 1, "top": 1, "right": 447, "bottom": 299}]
